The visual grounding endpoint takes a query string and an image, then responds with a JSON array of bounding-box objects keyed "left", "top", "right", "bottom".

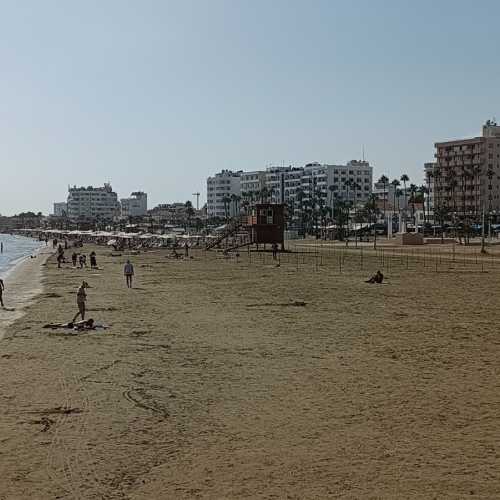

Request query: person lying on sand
[
  {"left": 365, "top": 270, "right": 384, "bottom": 284},
  {"left": 73, "top": 319, "right": 108, "bottom": 331},
  {"left": 0, "top": 278, "right": 4, "bottom": 308},
  {"left": 43, "top": 318, "right": 108, "bottom": 331}
]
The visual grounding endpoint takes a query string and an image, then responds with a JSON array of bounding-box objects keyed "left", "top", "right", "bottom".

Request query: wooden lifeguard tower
[
  {"left": 246, "top": 203, "right": 285, "bottom": 250},
  {"left": 206, "top": 203, "right": 286, "bottom": 252}
]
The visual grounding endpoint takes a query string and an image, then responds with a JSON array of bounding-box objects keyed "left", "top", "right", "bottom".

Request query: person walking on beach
[
  {"left": 0, "top": 278, "right": 4, "bottom": 308},
  {"left": 79, "top": 254, "right": 86, "bottom": 269},
  {"left": 1, "top": 242, "right": 3, "bottom": 254},
  {"left": 72, "top": 252, "right": 78, "bottom": 267},
  {"left": 72, "top": 281, "right": 88, "bottom": 322},
  {"left": 124, "top": 260, "right": 134, "bottom": 288},
  {"left": 272, "top": 242, "right": 279, "bottom": 261}
]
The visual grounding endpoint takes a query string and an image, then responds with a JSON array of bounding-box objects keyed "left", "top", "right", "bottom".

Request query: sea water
[{"left": 0, "top": 234, "right": 44, "bottom": 278}]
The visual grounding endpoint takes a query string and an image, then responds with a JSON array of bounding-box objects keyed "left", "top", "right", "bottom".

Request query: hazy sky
[{"left": 1, "top": 0, "right": 500, "bottom": 215}]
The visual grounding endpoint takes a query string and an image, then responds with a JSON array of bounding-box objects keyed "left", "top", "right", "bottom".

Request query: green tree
[
  {"left": 400, "top": 174, "right": 410, "bottom": 230},
  {"left": 378, "top": 174, "right": 389, "bottom": 231}
]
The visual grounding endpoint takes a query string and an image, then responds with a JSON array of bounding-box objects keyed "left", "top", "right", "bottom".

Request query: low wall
[
  {"left": 394, "top": 233, "right": 425, "bottom": 245},
  {"left": 425, "top": 238, "right": 456, "bottom": 245}
]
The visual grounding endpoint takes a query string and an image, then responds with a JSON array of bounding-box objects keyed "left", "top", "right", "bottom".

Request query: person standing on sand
[
  {"left": 0, "top": 278, "right": 4, "bottom": 308},
  {"left": 124, "top": 260, "right": 134, "bottom": 288},
  {"left": 272, "top": 242, "right": 279, "bottom": 260},
  {"left": 72, "top": 281, "right": 88, "bottom": 322},
  {"left": 90, "top": 251, "right": 97, "bottom": 269}
]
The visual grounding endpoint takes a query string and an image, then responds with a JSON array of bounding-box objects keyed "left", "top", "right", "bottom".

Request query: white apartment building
[
  {"left": 121, "top": 191, "right": 148, "bottom": 218},
  {"left": 206, "top": 170, "right": 242, "bottom": 218},
  {"left": 266, "top": 166, "right": 304, "bottom": 205},
  {"left": 240, "top": 171, "right": 266, "bottom": 199},
  {"left": 297, "top": 161, "right": 373, "bottom": 207},
  {"left": 325, "top": 160, "right": 373, "bottom": 203},
  {"left": 53, "top": 202, "right": 68, "bottom": 217},
  {"left": 67, "top": 183, "right": 120, "bottom": 220},
  {"left": 206, "top": 161, "right": 373, "bottom": 219}
]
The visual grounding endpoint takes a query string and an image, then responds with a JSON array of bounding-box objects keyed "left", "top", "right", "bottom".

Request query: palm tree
[
  {"left": 378, "top": 175, "right": 389, "bottom": 232},
  {"left": 396, "top": 188, "right": 403, "bottom": 218},
  {"left": 328, "top": 185, "right": 336, "bottom": 221},
  {"left": 296, "top": 188, "right": 306, "bottom": 237},
  {"left": 222, "top": 196, "right": 231, "bottom": 220},
  {"left": 365, "top": 194, "right": 380, "bottom": 249},
  {"left": 352, "top": 182, "right": 361, "bottom": 246},
  {"left": 400, "top": 174, "right": 409, "bottom": 231},
  {"left": 391, "top": 179, "right": 400, "bottom": 231},
  {"left": 409, "top": 183, "right": 418, "bottom": 230},
  {"left": 184, "top": 200, "right": 195, "bottom": 230},
  {"left": 425, "top": 169, "right": 433, "bottom": 229},
  {"left": 333, "top": 199, "right": 348, "bottom": 240},
  {"left": 343, "top": 179, "right": 353, "bottom": 240},
  {"left": 434, "top": 166, "right": 443, "bottom": 227},
  {"left": 231, "top": 194, "right": 241, "bottom": 216},
  {"left": 418, "top": 185, "right": 429, "bottom": 228}
]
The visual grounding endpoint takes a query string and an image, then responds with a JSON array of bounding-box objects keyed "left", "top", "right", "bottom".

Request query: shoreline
[{"left": 0, "top": 245, "right": 53, "bottom": 340}]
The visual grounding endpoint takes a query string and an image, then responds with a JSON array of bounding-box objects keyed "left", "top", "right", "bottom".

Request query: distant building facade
[
  {"left": 207, "top": 161, "right": 373, "bottom": 219},
  {"left": 206, "top": 170, "right": 242, "bottom": 218},
  {"left": 53, "top": 202, "right": 68, "bottom": 217},
  {"left": 434, "top": 120, "right": 500, "bottom": 216},
  {"left": 240, "top": 171, "right": 266, "bottom": 200},
  {"left": 66, "top": 183, "right": 120, "bottom": 220},
  {"left": 121, "top": 192, "right": 148, "bottom": 218}
]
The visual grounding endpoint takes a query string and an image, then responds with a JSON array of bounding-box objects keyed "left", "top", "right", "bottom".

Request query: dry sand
[{"left": 1, "top": 243, "right": 500, "bottom": 499}]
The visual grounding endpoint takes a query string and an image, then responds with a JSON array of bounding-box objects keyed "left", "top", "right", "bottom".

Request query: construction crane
[{"left": 192, "top": 192, "right": 200, "bottom": 210}]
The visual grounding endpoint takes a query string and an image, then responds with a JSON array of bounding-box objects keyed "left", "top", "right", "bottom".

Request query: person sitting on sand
[
  {"left": 124, "top": 260, "right": 134, "bottom": 288},
  {"left": 365, "top": 270, "right": 384, "bottom": 284},
  {"left": 0, "top": 278, "right": 4, "bottom": 308},
  {"left": 72, "top": 281, "right": 89, "bottom": 322}
]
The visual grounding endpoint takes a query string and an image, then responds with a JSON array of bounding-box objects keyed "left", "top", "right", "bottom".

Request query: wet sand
[
  {"left": 1, "top": 244, "right": 500, "bottom": 498},
  {"left": 0, "top": 246, "right": 53, "bottom": 340}
]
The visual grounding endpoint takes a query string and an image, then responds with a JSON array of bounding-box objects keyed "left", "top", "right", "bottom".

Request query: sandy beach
[{"left": 1, "top": 242, "right": 500, "bottom": 499}]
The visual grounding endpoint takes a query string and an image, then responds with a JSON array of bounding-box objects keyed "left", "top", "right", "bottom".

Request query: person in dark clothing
[
  {"left": 90, "top": 251, "right": 97, "bottom": 269},
  {"left": 272, "top": 243, "right": 279, "bottom": 260},
  {"left": 365, "top": 270, "right": 384, "bottom": 284}
]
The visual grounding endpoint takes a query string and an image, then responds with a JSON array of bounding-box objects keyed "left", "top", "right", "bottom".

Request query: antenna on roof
[{"left": 362, "top": 145, "right": 365, "bottom": 162}]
